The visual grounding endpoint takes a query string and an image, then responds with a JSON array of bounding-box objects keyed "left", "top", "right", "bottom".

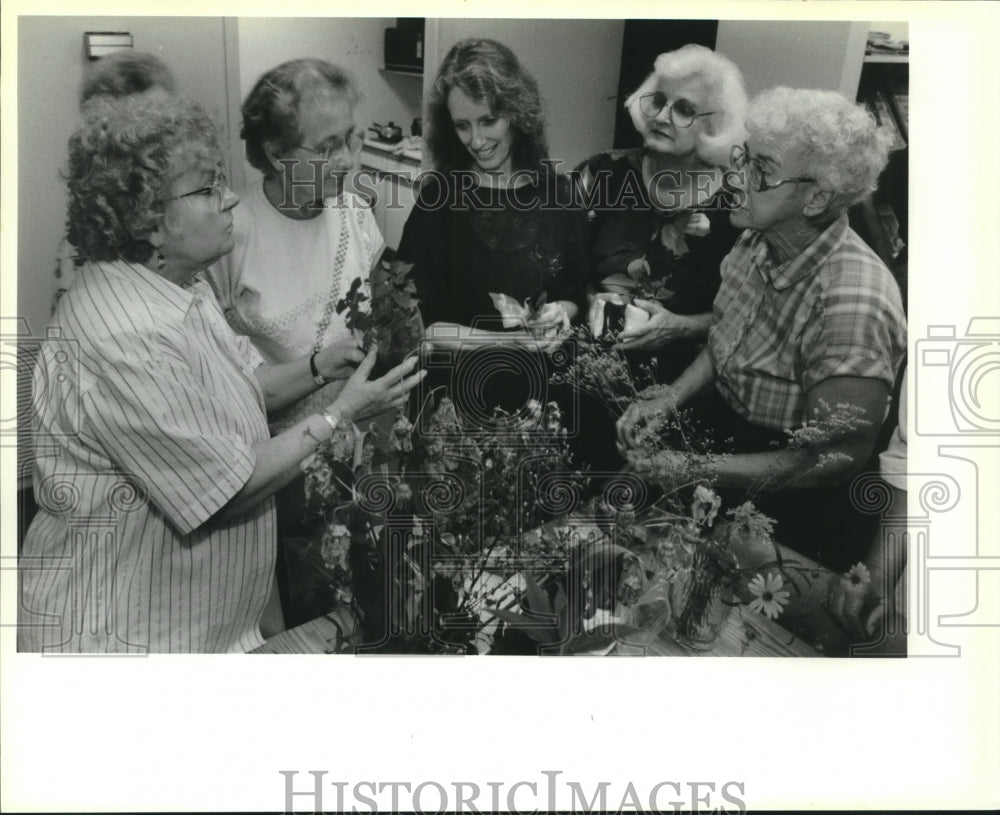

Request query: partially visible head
[
  {"left": 742, "top": 87, "right": 893, "bottom": 218},
  {"left": 66, "top": 94, "right": 236, "bottom": 274},
  {"left": 427, "top": 38, "right": 547, "bottom": 175},
  {"left": 241, "top": 58, "right": 362, "bottom": 199},
  {"left": 79, "top": 50, "right": 176, "bottom": 107},
  {"left": 626, "top": 44, "right": 747, "bottom": 166}
]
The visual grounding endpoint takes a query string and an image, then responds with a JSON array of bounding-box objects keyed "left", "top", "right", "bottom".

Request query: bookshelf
[{"left": 855, "top": 34, "right": 908, "bottom": 301}]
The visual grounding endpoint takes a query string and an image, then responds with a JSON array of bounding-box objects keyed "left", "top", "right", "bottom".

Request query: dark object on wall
[
  {"left": 612, "top": 20, "right": 719, "bottom": 149},
  {"left": 84, "top": 31, "right": 133, "bottom": 60},
  {"left": 385, "top": 19, "right": 424, "bottom": 74}
]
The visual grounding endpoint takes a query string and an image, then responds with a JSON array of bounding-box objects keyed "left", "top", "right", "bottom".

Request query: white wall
[
  {"left": 430, "top": 18, "right": 625, "bottom": 170},
  {"left": 716, "top": 20, "right": 868, "bottom": 99},
  {"left": 16, "top": 15, "right": 233, "bottom": 345},
  {"left": 236, "top": 17, "right": 422, "bottom": 184}
]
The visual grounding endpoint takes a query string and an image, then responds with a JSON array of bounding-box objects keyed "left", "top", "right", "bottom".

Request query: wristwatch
[{"left": 309, "top": 351, "right": 327, "bottom": 387}]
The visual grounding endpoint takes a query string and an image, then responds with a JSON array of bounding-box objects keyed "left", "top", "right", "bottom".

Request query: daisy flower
[
  {"left": 845, "top": 562, "right": 872, "bottom": 587},
  {"left": 747, "top": 573, "right": 790, "bottom": 620}
]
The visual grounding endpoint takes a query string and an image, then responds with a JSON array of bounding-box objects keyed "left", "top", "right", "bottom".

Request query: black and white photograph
[{"left": 1, "top": 1, "right": 997, "bottom": 812}]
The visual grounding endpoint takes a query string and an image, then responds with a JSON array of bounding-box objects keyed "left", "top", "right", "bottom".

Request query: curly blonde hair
[
  {"left": 626, "top": 44, "right": 748, "bottom": 167},
  {"left": 746, "top": 87, "right": 893, "bottom": 213},
  {"left": 65, "top": 94, "right": 220, "bottom": 263}
]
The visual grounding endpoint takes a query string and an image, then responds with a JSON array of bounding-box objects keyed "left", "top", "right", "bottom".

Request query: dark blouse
[
  {"left": 398, "top": 171, "right": 590, "bottom": 332},
  {"left": 576, "top": 149, "right": 742, "bottom": 383},
  {"left": 579, "top": 149, "right": 741, "bottom": 315}
]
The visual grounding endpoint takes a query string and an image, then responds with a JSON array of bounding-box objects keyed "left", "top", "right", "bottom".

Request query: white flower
[
  {"left": 320, "top": 524, "right": 351, "bottom": 572},
  {"left": 845, "top": 562, "right": 872, "bottom": 587},
  {"left": 746, "top": 573, "right": 790, "bottom": 620},
  {"left": 691, "top": 485, "right": 722, "bottom": 528}
]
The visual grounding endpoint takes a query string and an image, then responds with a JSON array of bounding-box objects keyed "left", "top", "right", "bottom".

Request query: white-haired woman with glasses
[
  {"left": 206, "top": 58, "right": 383, "bottom": 433},
  {"left": 580, "top": 44, "right": 748, "bottom": 382}
]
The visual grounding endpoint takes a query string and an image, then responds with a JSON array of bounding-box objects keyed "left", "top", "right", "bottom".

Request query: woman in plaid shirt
[{"left": 617, "top": 87, "right": 906, "bottom": 569}]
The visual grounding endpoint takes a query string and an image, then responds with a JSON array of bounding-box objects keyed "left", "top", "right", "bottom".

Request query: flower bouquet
[{"left": 301, "top": 396, "right": 592, "bottom": 653}]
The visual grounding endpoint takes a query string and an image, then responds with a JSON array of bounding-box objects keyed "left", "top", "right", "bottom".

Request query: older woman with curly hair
[
  {"left": 581, "top": 44, "right": 748, "bottom": 381},
  {"left": 393, "top": 38, "right": 589, "bottom": 426},
  {"left": 206, "top": 58, "right": 382, "bottom": 433},
  {"left": 618, "top": 87, "right": 906, "bottom": 569},
  {"left": 19, "top": 94, "right": 424, "bottom": 653}
]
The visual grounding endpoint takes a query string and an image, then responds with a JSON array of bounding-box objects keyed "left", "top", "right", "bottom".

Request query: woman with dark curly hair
[
  {"left": 19, "top": 93, "right": 424, "bottom": 653},
  {"left": 394, "top": 38, "right": 589, "bottom": 427}
]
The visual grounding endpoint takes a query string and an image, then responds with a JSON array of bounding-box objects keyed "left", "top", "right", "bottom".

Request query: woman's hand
[
  {"left": 826, "top": 567, "right": 892, "bottom": 642},
  {"left": 314, "top": 340, "right": 366, "bottom": 381},
  {"left": 622, "top": 448, "right": 690, "bottom": 478},
  {"left": 330, "top": 349, "right": 427, "bottom": 422},
  {"left": 614, "top": 298, "right": 688, "bottom": 351},
  {"left": 616, "top": 386, "right": 680, "bottom": 451}
]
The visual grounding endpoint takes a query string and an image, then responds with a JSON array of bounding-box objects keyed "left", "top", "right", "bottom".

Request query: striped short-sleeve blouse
[{"left": 19, "top": 260, "right": 275, "bottom": 653}]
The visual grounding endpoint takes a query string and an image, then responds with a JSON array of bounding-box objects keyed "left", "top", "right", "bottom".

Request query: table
[{"left": 254, "top": 518, "right": 906, "bottom": 657}]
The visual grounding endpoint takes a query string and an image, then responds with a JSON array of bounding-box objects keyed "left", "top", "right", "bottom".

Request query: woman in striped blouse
[{"left": 19, "top": 94, "right": 425, "bottom": 653}]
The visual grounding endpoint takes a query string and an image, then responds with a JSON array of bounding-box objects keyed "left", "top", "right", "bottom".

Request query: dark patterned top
[
  {"left": 398, "top": 171, "right": 590, "bottom": 332},
  {"left": 578, "top": 149, "right": 741, "bottom": 315}
]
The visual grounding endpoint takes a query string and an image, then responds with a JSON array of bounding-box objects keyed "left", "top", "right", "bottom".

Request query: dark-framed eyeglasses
[
  {"left": 730, "top": 144, "right": 816, "bottom": 193},
  {"left": 169, "top": 172, "right": 229, "bottom": 210},
  {"left": 295, "top": 130, "right": 365, "bottom": 162},
  {"left": 638, "top": 92, "right": 714, "bottom": 128}
]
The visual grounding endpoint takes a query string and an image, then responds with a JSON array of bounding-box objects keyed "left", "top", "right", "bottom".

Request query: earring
[{"left": 156, "top": 251, "right": 166, "bottom": 271}]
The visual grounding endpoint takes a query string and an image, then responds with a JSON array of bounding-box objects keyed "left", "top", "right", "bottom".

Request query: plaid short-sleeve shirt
[{"left": 707, "top": 214, "right": 906, "bottom": 431}]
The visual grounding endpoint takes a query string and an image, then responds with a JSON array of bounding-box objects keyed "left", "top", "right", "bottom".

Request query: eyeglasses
[
  {"left": 730, "top": 144, "right": 816, "bottom": 193},
  {"left": 170, "top": 172, "right": 229, "bottom": 210},
  {"left": 638, "top": 92, "right": 713, "bottom": 128},
  {"left": 295, "top": 130, "right": 365, "bottom": 162}
]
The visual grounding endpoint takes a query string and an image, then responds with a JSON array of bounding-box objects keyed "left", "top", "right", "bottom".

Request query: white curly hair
[
  {"left": 747, "top": 87, "right": 894, "bottom": 214},
  {"left": 625, "top": 43, "right": 748, "bottom": 167}
]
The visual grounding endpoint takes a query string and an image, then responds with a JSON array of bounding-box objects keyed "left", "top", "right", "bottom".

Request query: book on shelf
[
  {"left": 868, "top": 90, "right": 907, "bottom": 151},
  {"left": 889, "top": 91, "right": 908, "bottom": 138}
]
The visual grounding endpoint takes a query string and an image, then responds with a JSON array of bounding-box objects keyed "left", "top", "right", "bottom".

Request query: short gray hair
[
  {"left": 747, "top": 87, "right": 894, "bottom": 214},
  {"left": 241, "top": 58, "right": 361, "bottom": 175}
]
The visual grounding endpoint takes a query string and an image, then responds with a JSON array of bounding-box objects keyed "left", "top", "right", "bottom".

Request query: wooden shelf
[
  {"left": 864, "top": 53, "right": 909, "bottom": 64},
  {"left": 380, "top": 66, "right": 423, "bottom": 77}
]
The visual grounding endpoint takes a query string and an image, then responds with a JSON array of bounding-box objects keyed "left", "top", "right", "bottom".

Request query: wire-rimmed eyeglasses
[
  {"left": 638, "top": 92, "right": 714, "bottom": 128},
  {"left": 730, "top": 144, "right": 816, "bottom": 193},
  {"left": 169, "top": 172, "right": 230, "bottom": 210},
  {"left": 295, "top": 130, "right": 365, "bottom": 162}
]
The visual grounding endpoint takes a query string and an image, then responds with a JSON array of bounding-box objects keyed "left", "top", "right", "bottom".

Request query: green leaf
[{"left": 521, "top": 572, "right": 552, "bottom": 615}]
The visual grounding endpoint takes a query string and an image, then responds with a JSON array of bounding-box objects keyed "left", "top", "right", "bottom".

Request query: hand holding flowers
[
  {"left": 613, "top": 298, "right": 692, "bottom": 351},
  {"left": 616, "top": 384, "right": 681, "bottom": 450},
  {"left": 313, "top": 340, "right": 366, "bottom": 381},
  {"left": 332, "top": 350, "right": 426, "bottom": 423}
]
